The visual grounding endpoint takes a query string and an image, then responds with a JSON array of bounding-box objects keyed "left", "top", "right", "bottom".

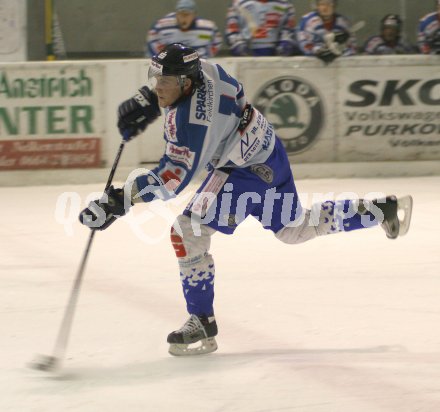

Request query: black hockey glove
[
  {"left": 117, "top": 86, "right": 161, "bottom": 142},
  {"left": 316, "top": 47, "right": 338, "bottom": 64},
  {"left": 333, "top": 30, "right": 350, "bottom": 45},
  {"left": 79, "top": 185, "right": 133, "bottom": 231}
]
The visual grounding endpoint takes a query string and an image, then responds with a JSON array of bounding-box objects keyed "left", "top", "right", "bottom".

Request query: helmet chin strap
[
  {"left": 178, "top": 76, "right": 187, "bottom": 94},
  {"left": 171, "top": 77, "right": 193, "bottom": 107}
]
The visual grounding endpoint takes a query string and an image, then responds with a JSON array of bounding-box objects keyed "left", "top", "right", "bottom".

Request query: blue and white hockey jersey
[
  {"left": 146, "top": 13, "right": 222, "bottom": 58},
  {"left": 225, "top": 0, "right": 297, "bottom": 56},
  {"left": 417, "top": 11, "right": 440, "bottom": 54},
  {"left": 135, "top": 60, "right": 276, "bottom": 202},
  {"left": 297, "top": 11, "right": 356, "bottom": 56}
]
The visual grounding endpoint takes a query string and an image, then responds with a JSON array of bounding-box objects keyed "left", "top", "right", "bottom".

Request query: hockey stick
[
  {"left": 238, "top": 5, "right": 258, "bottom": 40},
  {"left": 351, "top": 20, "right": 365, "bottom": 34},
  {"left": 28, "top": 141, "right": 126, "bottom": 372}
]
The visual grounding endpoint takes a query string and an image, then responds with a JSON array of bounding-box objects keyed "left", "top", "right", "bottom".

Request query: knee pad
[
  {"left": 275, "top": 202, "right": 346, "bottom": 244},
  {"left": 275, "top": 210, "right": 318, "bottom": 244},
  {"left": 170, "top": 214, "right": 215, "bottom": 266}
]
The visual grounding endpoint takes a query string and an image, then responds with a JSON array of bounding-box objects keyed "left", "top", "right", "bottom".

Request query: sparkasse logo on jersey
[{"left": 253, "top": 76, "right": 324, "bottom": 154}]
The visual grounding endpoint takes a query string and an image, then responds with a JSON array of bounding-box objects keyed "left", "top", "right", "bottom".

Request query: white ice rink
[{"left": 1, "top": 175, "right": 440, "bottom": 412}]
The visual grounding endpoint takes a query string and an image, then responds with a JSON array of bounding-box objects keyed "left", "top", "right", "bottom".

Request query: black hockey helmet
[
  {"left": 381, "top": 14, "right": 402, "bottom": 32},
  {"left": 148, "top": 43, "right": 202, "bottom": 89}
]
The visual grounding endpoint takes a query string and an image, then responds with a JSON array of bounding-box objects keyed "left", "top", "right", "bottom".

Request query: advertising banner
[
  {"left": 0, "top": 138, "right": 100, "bottom": 170},
  {"left": 0, "top": 64, "right": 104, "bottom": 170},
  {"left": 338, "top": 65, "right": 440, "bottom": 161},
  {"left": 237, "top": 59, "right": 336, "bottom": 163}
]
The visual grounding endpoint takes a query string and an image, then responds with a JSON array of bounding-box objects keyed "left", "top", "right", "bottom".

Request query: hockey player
[
  {"left": 363, "top": 14, "right": 415, "bottom": 55},
  {"left": 225, "top": 0, "right": 300, "bottom": 56},
  {"left": 146, "top": 0, "right": 222, "bottom": 58},
  {"left": 79, "top": 44, "right": 413, "bottom": 356},
  {"left": 297, "top": 0, "right": 356, "bottom": 63},
  {"left": 417, "top": 0, "right": 440, "bottom": 54}
]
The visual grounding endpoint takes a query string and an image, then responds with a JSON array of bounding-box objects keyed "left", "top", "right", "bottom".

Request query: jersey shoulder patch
[{"left": 165, "top": 108, "right": 178, "bottom": 143}]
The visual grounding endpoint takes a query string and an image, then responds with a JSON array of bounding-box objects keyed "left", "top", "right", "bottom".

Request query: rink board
[{"left": 0, "top": 55, "right": 439, "bottom": 176}]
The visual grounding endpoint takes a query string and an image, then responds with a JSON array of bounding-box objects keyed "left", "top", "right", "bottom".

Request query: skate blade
[
  {"left": 397, "top": 195, "right": 413, "bottom": 237},
  {"left": 168, "top": 337, "right": 218, "bottom": 356}
]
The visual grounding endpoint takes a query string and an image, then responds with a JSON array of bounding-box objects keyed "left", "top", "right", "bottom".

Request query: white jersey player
[
  {"left": 225, "top": 0, "right": 299, "bottom": 56},
  {"left": 417, "top": 0, "right": 440, "bottom": 54},
  {"left": 80, "top": 43, "right": 413, "bottom": 356},
  {"left": 298, "top": 0, "right": 356, "bottom": 63},
  {"left": 146, "top": 0, "right": 222, "bottom": 58}
]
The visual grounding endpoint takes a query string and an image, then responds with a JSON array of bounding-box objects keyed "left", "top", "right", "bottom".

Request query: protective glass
[
  {"left": 147, "top": 65, "right": 182, "bottom": 89},
  {"left": 152, "top": 75, "right": 181, "bottom": 89}
]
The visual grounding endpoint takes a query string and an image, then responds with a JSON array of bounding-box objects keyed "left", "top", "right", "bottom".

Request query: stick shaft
[
  {"left": 351, "top": 20, "right": 365, "bottom": 33},
  {"left": 105, "top": 142, "right": 125, "bottom": 190},
  {"left": 52, "top": 229, "right": 96, "bottom": 358},
  {"left": 50, "top": 141, "right": 126, "bottom": 359}
]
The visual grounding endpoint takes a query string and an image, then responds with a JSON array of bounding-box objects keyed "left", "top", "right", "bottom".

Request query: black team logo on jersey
[{"left": 253, "top": 77, "right": 324, "bottom": 154}]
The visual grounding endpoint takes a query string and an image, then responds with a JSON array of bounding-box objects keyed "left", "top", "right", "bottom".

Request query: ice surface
[{"left": 1, "top": 176, "right": 440, "bottom": 412}]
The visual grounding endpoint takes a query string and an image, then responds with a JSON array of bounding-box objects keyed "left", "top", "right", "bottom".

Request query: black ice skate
[
  {"left": 367, "top": 195, "right": 413, "bottom": 239},
  {"left": 167, "top": 314, "right": 218, "bottom": 356}
]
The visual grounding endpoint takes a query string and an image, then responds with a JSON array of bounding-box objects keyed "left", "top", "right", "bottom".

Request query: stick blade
[{"left": 27, "top": 354, "right": 60, "bottom": 372}]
